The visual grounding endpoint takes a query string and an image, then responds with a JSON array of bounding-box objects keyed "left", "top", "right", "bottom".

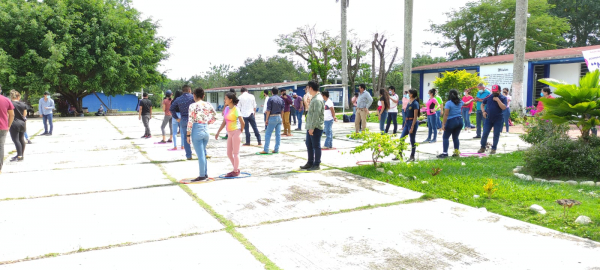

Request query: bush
[
  {"left": 520, "top": 112, "right": 569, "bottom": 145},
  {"left": 346, "top": 129, "right": 412, "bottom": 166},
  {"left": 523, "top": 136, "right": 600, "bottom": 180}
]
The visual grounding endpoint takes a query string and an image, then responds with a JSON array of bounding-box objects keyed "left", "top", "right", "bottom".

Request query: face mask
[
  {"left": 478, "top": 90, "right": 483, "bottom": 93},
  {"left": 404, "top": 95, "right": 408, "bottom": 99},
  {"left": 540, "top": 92, "right": 544, "bottom": 97},
  {"left": 464, "top": 92, "right": 468, "bottom": 96},
  {"left": 389, "top": 91, "right": 393, "bottom": 95}
]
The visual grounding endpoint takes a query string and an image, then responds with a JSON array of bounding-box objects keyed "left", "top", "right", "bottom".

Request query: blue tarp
[{"left": 82, "top": 93, "right": 139, "bottom": 112}]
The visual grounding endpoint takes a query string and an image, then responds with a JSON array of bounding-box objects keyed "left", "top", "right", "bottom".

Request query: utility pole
[
  {"left": 403, "top": 0, "right": 413, "bottom": 94},
  {"left": 341, "top": 0, "right": 349, "bottom": 109},
  {"left": 512, "top": 0, "right": 528, "bottom": 113}
]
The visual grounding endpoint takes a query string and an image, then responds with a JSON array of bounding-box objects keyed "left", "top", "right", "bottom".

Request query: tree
[
  {"left": 371, "top": 33, "right": 399, "bottom": 96},
  {"left": 427, "top": 0, "right": 570, "bottom": 60},
  {"left": 386, "top": 54, "right": 447, "bottom": 91},
  {"left": 227, "top": 56, "right": 309, "bottom": 86},
  {"left": 433, "top": 70, "right": 487, "bottom": 98},
  {"left": 0, "top": 0, "right": 169, "bottom": 110},
  {"left": 548, "top": 0, "right": 600, "bottom": 47},
  {"left": 276, "top": 25, "right": 340, "bottom": 84}
]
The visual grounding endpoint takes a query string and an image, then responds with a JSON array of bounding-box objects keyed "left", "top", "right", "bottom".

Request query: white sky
[{"left": 131, "top": 0, "right": 472, "bottom": 80}]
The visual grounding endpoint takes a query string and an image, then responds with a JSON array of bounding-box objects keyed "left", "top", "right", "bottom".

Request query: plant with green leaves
[
  {"left": 520, "top": 111, "right": 570, "bottom": 145},
  {"left": 538, "top": 70, "right": 600, "bottom": 140},
  {"left": 433, "top": 70, "right": 487, "bottom": 98},
  {"left": 346, "top": 130, "right": 411, "bottom": 166}
]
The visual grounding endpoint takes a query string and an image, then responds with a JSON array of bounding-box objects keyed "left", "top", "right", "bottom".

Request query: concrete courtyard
[{"left": 0, "top": 114, "right": 598, "bottom": 269}]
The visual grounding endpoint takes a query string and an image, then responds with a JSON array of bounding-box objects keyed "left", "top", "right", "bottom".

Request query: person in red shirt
[
  {"left": 536, "top": 87, "right": 554, "bottom": 114},
  {"left": 0, "top": 85, "right": 15, "bottom": 173},
  {"left": 461, "top": 89, "right": 474, "bottom": 132}
]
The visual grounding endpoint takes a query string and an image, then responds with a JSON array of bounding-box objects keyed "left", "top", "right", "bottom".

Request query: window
[
  {"left": 210, "top": 93, "right": 218, "bottom": 103},
  {"left": 581, "top": 63, "right": 589, "bottom": 78}
]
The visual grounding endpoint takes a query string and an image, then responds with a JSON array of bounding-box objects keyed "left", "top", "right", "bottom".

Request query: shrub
[
  {"left": 346, "top": 129, "right": 411, "bottom": 166},
  {"left": 523, "top": 136, "right": 600, "bottom": 180},
  {"left": 433, "top": 69, "right": 487, "bottom": 98},
  {"left": 520, "top": 112, "right": 569, "bottom": 145}
]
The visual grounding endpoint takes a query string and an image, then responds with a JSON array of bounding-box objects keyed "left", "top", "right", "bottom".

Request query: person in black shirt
[
  {"left": 9, "top": 90, "right": 27, "bottom": 162},
  {"left": 138, "top": 92, "right": 153, "bottom": 138},
  {"left": 398, "top": 89, "right": 420, "bottom": 162}
]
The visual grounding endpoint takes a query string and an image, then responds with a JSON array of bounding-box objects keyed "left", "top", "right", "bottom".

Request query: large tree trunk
[
  {"left": 403, "top": 0, "right": 413, "bottom": 94},
  {"left": 371, "top": 37, "right": 377, "bottom": 97},
  {"left": 511, "top": 0, "right": 528, "bottom": 113}
]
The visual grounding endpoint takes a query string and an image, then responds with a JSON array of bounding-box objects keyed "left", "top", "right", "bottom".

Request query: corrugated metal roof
[
  {"left": 412, "top": 45, "right": 600, "bottom": 72},
  {"left": 205, "top": 81, "right": 309, "bottom": 92}
]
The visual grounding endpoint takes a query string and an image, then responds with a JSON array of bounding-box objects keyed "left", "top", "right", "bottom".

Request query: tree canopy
[
  {"left": 0, "top": 0, "right": 169, "bottom": 109},
  {"left": 227, "top": 56, "right": 310, "bottom": 86},
  {"left": 548, "top": 0, "right": 600, "bottom": 47},
  {"left": 427, "top": 0, "right": 570, "bottom": 60}
]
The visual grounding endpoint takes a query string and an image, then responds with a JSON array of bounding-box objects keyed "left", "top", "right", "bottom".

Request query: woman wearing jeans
[
  {"left": 398, "top": 89, "right": 420, "bottom": 162},
  {"left": 423, "top": 89, "right": 439, "bottom": 143},
  {"left": 185, "top": 88, "right": 216, "bottom": 183},
  {"left": 215, "top": 92, "right": 245, "bottom": 178},
  {"left": 461, "top": 90, "right": 474, "bottom": 132},
  {"left": 502, "top": 88, "right": 512, "bottom": 134},
  {"left": 171, "top": 91, "right": 183, "bottom": 150},
  {"left": 377, "top": 89, "right": 390, "bottom": 134},
  {"left": 438, "top": 89, "right": 464, "bottom": 158}
]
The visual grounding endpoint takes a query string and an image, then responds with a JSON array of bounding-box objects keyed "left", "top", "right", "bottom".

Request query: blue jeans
[
  {"left": 191, "top": 123, "right": 209, "bottom": 177},
  {"left": 296, "top": 110, "right": 304, "bottom": 130},
  {"left": 402, "top": 109, "right": 407, "bottom": 127},
  {"left": 476, "top": 110, "right": 484, "bottom": 137},
  {"left": 264, "top": 116, "right": 282, "bottom": 153},
  {"left": 24, "top": 132, "right": 29, "bottom": 140},
  {"left": 385, "top": 112, "right": 398, "bottom": 134},
  {"left": 481, "top": 117, "right": 503, "bottom": 150},
  {"left": 180, "top": 117, "right": 192, "bottom": 158},
  {"left": 502, "top": 107, "right": 511, "bottom": 132},
  {"left": 461, "top": 108, "right": 471, "bottom": 129},
  {"left": 443, "top": 117, "right": 463, "bottom": 153},
  {"left": 42, "top": 114, "right": 53, "bottom": 134},
  {"left": 400, "top": 120, "right": 418, "bottom": 158},
  {"left": 264, "top": 113, "right": 267, "bottom": 129},
  {"left": 243, "top": 113, "right": 261, "bottom": 145},
  {"left": 324, "top": 120, "right": 333, "bottom": 148},
  {"left": 172, "top": 112, "right": 181, "bottom": 148},
  {"left": 306, "top": 128, "right": 323, "bottom": 166},
  {"left": 436, "top": 110, "right": 442, "bottom": 129},
  {"left": 592, "top": 126, "right": 598, "bottom": 136},
  {"left": 379, "top": 110, "right": 388, "bottom": 134},
  {"left": 353, "top": 107, "right": 356, "bottom": 115},
  {"left": 426, "top": 114, "right": 437, "bottom": 142}
]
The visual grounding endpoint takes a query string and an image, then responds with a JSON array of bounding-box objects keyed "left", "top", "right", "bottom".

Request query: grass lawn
[
  {"left": 337, "top": 112, "right": 479, "bottom": 125},
  {"left": 343, "top": 151, "right": 600, "bottom": 242}
]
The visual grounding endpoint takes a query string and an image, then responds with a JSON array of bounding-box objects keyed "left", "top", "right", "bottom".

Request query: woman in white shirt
[
  {"left": 502, "top": 88, "right": 512, "bottom": 134},
  {"left": 322, "top": 90, "right": 336, "bottom": 149}
]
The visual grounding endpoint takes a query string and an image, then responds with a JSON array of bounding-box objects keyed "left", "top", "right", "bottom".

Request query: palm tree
[{"left": 337, "top": 0, "right": 349, "bottom": 108}]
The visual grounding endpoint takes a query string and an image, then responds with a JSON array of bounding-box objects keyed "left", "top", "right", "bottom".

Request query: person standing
[
  {"left": 385, "top": 86, "right": 399, "bottom": 134},
  {"left": 238, "top": 87, "right": 261, "bottom": 146},
  {"left": 355, "top": 84, "right": 373, "bottom": 133},
  {"left": 159, "top": 90, "right": 173, "bottom": 143},
  {"left": 186, "top": 87, "right": 217, "bottom": 183},
  {"left": 138, "top": 92, "right": 153, "bottom": 139},
  {"left": 461, "top": 89, "right": 474, "bottom": 133},
  {"left": 322, "top": 90, "right": 337, "bottom": 149},
  {"left": 9, "top": 90, "right": 27, "bottom": 162},
  {"left": 351, "top": 92, "right": 358, "bottom": 115},
  {"left": 303, "top": 90, "right": 313, "bottom": 124},
  {"left": 170, "top": 85, "right": 196, "bottom": 160},
  {"left": 215, "top": 92, "right": 245, "bottom": 177},
  {"left": 438, "top": 90, "right": 464, "bottom": 158},
  {"left": 473, "top": 83, "right": 491, "bottom": 139},
  {"left": 0, "top": 85, "right": 15, "bottom": 173},
  {"left": 290, "top": 93, "right": 297, "bottom": 126},
  {"left": 293, "top": 92, "right": 304, "bottom": 130},
  {"left": 300, "top": 81, "right": 324, "bottom": 171},
  {"left": 434, "top": 91, "right": 444, "bottom": 134},
  {"left": 260, "top": 87, "right": 284, "bottom": 154},
  {"left": 502, "top": 88, "right": 512, "bottom": 134},
  {"left": 281, "top": 89, "right": 293, "bottom": 136},
  {"left": 423, "top": 89, "right": 439, "bottom": 143},
  {"left": 399, "top": 89, "right": 420, "bottom": 162},
  {"left": 171, "top": 91, "right": 183, "bottom": 150},
  {"left": 38, "top": 91, "right": 55, "bottom": 136},
  {"left": 378, "top": 89, "right": 390, "bottom": 134},
  {"left": 262, "top": 90, "right": 269, "bottom": 130},
  {"left": 478, "top": 85, "right": 508, "bottom": 155},
  {"left": 401, "top": 90, "right": 409, "bottom": 129}
]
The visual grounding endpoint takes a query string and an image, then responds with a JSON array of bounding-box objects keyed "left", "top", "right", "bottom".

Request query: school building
[
  {"left": 412, "top": 45, "right": 600, "bottom": 106},
  {"left": 205, "top": 81, "right": 309, "bottom": 110}
]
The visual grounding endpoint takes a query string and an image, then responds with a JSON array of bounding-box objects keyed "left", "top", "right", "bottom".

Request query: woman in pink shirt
[
  {"left": 423, "top": 89, "right": 439, "bottom": 143},
  {"left": 351, "top": 93, "right": 358, "bottom": 115},
  {"left": 461, "top": 90, "right": 474, "bottom": 132},
  {"left": 401, "top": 90, "right": 409, "bottom": 128},
  {"left": 536, "top": 87, "right": 554, "bottom": 114}
]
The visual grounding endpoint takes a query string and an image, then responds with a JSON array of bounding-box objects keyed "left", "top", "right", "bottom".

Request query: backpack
[{"left": 343, "top": 115, "right": 350, "bottom": 123}]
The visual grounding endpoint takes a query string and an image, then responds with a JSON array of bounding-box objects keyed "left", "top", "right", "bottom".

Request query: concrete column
[
  {"left": 403, "top": 0, "right": 413, "bottom": 93},
  {"left": 511, "top": 0, "right": 528, "bottom": 113},
  {"left": 341, "top": 0, "right": 349, "bottom": 109}
]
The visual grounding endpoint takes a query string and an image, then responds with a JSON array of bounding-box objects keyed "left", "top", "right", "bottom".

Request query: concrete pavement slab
[
  {"left": 0, "top": 232, "right": 264, "bottom": 270},
  {"left": 0, "top": 164, "right": 170, "bottom": 199},
  {"left": 0, "top": 186, "right": 223, "bottom": 262},
  {"left": 188, "top": 170, "right": 422, "bottom": 226},
  {"left": 239, "top": 199, "right": 599, "bottom": 270}
]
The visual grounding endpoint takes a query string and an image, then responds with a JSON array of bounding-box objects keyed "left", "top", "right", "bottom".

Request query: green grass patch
[
  {"left": 343, "top": 151, "right": 600, "bottom": 241},
  {"left": 336, "top": 112, "right": 479, "bottom": 125}
]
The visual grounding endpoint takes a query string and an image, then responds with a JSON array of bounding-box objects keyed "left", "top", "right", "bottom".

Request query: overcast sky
[{"left": 131, "top": 0, "right": 472, "bottom": 80}]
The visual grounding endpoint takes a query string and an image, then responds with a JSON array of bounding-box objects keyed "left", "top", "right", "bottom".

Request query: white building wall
[
  {"left": 479, "top": 62, "right": 529, "bottom": 108},
  {"left": 423, "top": 73, "right": 438, "bottom": 103},
  {"left": 549, "top": 63, "right": 581, "bottom": 90}
]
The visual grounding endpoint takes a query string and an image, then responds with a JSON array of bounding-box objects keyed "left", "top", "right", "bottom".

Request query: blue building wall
[{"left": 82, "top": 93, "right": 139, "bottom": 112}]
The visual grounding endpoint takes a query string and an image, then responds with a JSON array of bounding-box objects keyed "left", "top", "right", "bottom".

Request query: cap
[
  {"left": 292, "top": 92, "right": 297, "bottom": 96},
  {"left": 44, "top": 91, "right": 50, "bottom": 95},
  {"left": 166, "top": 90, "right": 172, "bottom": 95},
  {"left": 491, "top": 85, "right": 500, "bottom": 92}
]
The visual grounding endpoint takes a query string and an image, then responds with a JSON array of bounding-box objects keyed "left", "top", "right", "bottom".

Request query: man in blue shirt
[
  {"left": 260, "top": 87, "right": 285, "bottom": 154},
  {"left": 478, "top": 85, "right": 507, "bottom": 155},
  {"left": 473, "top": 83, "right": 491, "bottom": 139},
  {"left": 170, "top": 85, "right": 195, "bottom": 159},
  {"left": 38, "top": 92, "right": 55, "bottom": 136}
]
